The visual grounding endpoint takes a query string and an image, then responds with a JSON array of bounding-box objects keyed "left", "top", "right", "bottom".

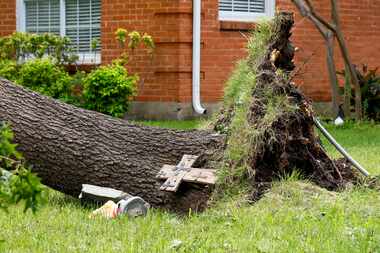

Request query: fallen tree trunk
[
  {"left": 0, "top": 12, "right": 360, "bottom": 213},
  {"left": 0, "top": 80, "right": 224, "bottom": 211}
]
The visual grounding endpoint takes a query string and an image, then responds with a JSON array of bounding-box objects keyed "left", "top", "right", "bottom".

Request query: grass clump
[
  {"left": 222, "top": 20, "right": 272, "bottom": 109},
  {"left": 216, "top": 22, "right": 271, "bottom": 189},
  {"left": 216, "top": 20, "right": 296, "bottom": 194}
]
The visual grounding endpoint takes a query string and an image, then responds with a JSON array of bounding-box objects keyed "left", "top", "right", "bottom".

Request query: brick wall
[
  {"left": 102, "top": 0, "right": 380, "bottom": 104},
  {"left": 101, "top": 0, "right": 185, "bottom": 102},
  {"left": 2, "top": 0, "right": 380, "bottom": 104},
  {"left": 0, "top": 0, "right": 16, "bottom": 36},
  {"left": 175, "top": 0, "right": 380, "bottom": 103},
  {"left": 277, "top": 0, "right": 380, "bottom": 101}
]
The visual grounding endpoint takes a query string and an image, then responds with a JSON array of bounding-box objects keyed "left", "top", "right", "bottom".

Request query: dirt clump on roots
[{"left": 213, "top": 12, "right": 361, "bottom": 200}]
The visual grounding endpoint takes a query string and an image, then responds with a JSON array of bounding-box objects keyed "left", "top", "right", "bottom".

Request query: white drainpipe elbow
[{"left": 192, "top": 0, "right": 206, "bottom": 114}]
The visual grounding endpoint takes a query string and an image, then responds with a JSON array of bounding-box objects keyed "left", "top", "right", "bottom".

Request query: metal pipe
[
  {"left": 313, "top": 117, "right": 370, "bottom": 177},
  {"left": 192, "top": 0, "right": 206, "bottom": 114}
]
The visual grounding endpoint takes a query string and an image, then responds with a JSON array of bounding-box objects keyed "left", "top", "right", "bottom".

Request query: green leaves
[
  {"left": 115, "top": 29, "right": 155, "bottom": 52},
  {"left": 91, "top": 38, "right": 99, "bottom": 51},
  {"left": 142, "top": 33, "right": 155, "bottom": 51},
  {"left": 16, "top": 58, "right": 73, "bottom": 100},
  {"left": 83, "top": 64, "right": 138, "bottom": 117},
  {"left": 0, "top": 59, "right": 18, "bottom": 81},
  {"left": 0, "top": 123, "right": 46, "bottom": 213},
  {"left": 0, "top": 29, "right": 155, "bottom": 119},
  {"left": 10, "top": 168, "right": 46, "bottom": 213},
  {"left": 1, "top": 168, "right": 47, "bottom": 213},
  {"left": 115, "top": 28, "right": 128, "bottom": 46},
  {"left": 0, "top": 123, "right": 21, "bottom": 162},
  {"left": 0, "top": 32, "right": 78, "bottom": 65},
  {"left": 339, "top": 65, "right": 380, "bottom": 120}
]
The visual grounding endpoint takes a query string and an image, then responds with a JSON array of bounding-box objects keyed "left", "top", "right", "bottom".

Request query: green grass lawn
[
  {"left": 1, "top": 121, "right": 380, "bottom": 253},
  {"left": 320, "top": 122, "right": 380, "bottom": 175}
]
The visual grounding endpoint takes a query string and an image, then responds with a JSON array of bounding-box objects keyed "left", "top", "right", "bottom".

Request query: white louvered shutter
[
  {"left": 219, "top": 0, "right": 265, "bottom": 13},
  {"left": 25, "top": 0, "right": 60, "bottom": 35},
  {"left": 65, "top": 0, "right": 101, "bottom": 54},
  {"left": 219, "top": 0, "right": 274, "bottom": 21}
]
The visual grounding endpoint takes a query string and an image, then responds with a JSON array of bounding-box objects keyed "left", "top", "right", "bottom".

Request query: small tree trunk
[
  {"left": 343, "top": 64, "right": 352, "bottom": 118},
  {"left": 326, "top": 31, "right": 341, "bottom": 115},
  {"left": 330, "top": 0, "right": 362, "bottom": 120}
]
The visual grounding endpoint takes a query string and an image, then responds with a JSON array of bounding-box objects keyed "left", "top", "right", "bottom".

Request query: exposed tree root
[{"left": 214, "top": 12, "right": 361, "bottom": 200}]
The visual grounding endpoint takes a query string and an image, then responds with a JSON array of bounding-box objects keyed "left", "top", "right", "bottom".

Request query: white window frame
[
  {"left": 219, "top": 0, "right": 276, "bottom": 22},
  {"left": 16, "top": 0, "right": 101, "bottom": 64}
]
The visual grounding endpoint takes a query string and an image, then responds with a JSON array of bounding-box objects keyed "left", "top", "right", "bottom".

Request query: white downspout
[{"left": 192, "top": 0, "right": 206, "bottom": 114}]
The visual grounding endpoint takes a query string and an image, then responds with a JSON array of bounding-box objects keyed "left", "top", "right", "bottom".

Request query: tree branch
[
  {"left": 330, "top": 0, "right": 362, "bottom": 119},
  {"left": 291, "top": 0, "right": 363, "bottom": 119},
  {"left": 325, "top": 30, "right": 341, "bottom": 114}
]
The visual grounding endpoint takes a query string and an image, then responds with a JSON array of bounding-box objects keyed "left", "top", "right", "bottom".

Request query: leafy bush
[
  {"left": 0, "top": 123, "right": 46, "bottom": 213},
  {"left": 338, "top": 65, "right": 380, "bottom": 120},
  {"left": 0, "top": 29, "right": 155, "bottom": 118},
  {"left": 83, "top": 64, "right": 138, "bottom": 117},
  {"left": 17, "top": 58, "right": 73, "bottom": 100},
  {"left": 0, "top": 60, "right": 18, "bottom": 81},
  {"left": 0, "top": 32, "right": 78, "bottom": 64},
  {"left": 357, "top": 66, "right": 380, "bottom": 120}
]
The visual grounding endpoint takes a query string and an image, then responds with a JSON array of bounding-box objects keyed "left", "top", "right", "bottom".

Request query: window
[
  {"left": 219, "top": 0, "right": 275, "bottom": 22},
  {"left": 17, "top": 0, "right": 101, "bottom": 63},
  {"left": 25, "top": 0, "right": 60, "bottom": 34},
  {"left": 65, "top": 0, "right": 101, "bottom": 56}
]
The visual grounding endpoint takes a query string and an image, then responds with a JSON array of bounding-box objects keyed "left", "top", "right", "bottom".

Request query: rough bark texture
[{"left": 0, "top": 79, "right": 224, "bottom": 212}]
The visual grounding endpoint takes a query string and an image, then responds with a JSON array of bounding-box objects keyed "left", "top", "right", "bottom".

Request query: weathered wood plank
[
  {"left": 158, "top": 155, "right": 199, "bottom": 192},
  {"left": 157, "top": 165, "right": 217, "bottom": 185},
  {"left": 176, "top": 155, "right": 198, "bottom": 168},
  {"left": 159, "top": 170, "right": 188, "bottom": 192}
]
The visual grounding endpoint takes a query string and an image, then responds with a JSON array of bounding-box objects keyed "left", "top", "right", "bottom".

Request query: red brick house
[{"left": 1, "top": 0, "right": 379, "bottom": 119}]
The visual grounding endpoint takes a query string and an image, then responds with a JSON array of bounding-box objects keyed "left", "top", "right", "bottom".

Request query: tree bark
[
  {"left": 326, "top": 31, "right": 341, "bottom": 115},
  {"left": 0, "top": 79, "right": 225, "bottom": 212},
  {"left": 331, "top": 0, "right": 363, "bottom": 120}
]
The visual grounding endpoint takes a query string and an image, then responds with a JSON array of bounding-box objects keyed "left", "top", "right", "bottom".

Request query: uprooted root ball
[{"left": 213, "top": 12, "right": 361, "bottom": 199}]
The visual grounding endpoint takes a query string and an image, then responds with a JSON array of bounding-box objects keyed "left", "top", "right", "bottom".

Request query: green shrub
[
  {"left": 357, "top": 66, "right": 380, "bottom": 120},
  {"left": 338, "top": 65, "right": 380, "bottom": 121},
  {"left": 0, "top": 123, "right": 46, "bottom": 213},
  {"left": 0, "top": 60, "right": 18, "bottom": 81},
  {"left": 83, "top": 64, "right": 138, "bottom": 117},
  {"left": 0, "top": 32, "right": 78, "bottom": 65},
  {"left": 0, "top": 29, "right": 153, "bottom": 118},
  {"left": 17, "top": 58, "right": 73, "bottom": 99}
]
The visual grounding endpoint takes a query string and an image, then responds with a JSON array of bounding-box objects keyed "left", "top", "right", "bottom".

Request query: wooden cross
[{"left": 156, "top": 155, "right": 217, "bottom": 192}]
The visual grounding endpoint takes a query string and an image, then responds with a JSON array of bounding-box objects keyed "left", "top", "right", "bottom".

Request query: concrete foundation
[
  {"left": 125, "top": 101, "right": 334, "bottom": 120},
  {"left": 125, "top": 101, "right": 222, "bottom": 120}
]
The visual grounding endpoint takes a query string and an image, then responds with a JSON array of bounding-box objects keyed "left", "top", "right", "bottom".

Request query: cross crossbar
[{"left": 157, "top": 155, "right": 217, "bottom": 192}]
